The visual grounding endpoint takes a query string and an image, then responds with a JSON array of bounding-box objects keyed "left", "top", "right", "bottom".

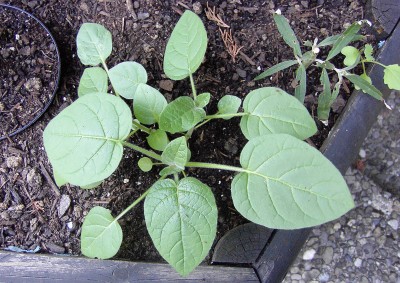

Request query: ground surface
[
  {"left": 284, "top": 90, "right": 400, "bottom": 282},
  {"left": 1, "top": 0, "right": 368, "bottom": 263}
]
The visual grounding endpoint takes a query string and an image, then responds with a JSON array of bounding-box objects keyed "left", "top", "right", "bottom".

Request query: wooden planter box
[{"left": 1, "top": 11, "right": 399, "bottom": 283}]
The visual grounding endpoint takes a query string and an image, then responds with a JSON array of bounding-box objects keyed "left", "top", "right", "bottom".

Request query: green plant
[
  {"left": 43, "top": 11, "right": 354, "bottom": 276},
  {"left": 255, "top": 10, "right": 400, "bottom": 121}
]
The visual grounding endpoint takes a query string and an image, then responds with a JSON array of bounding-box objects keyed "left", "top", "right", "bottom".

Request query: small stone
[
  {"left": 26, "top": 168, "right": 42, "bottom": 188},
  {"left": 359, "top": 149, "right": 366, "bottom": 159},
  {"left": 354, "top": 258, "right": 362, "bottom": 267},
  {"left": 159, "top": 80, "right": 174, "bottom": 92},
  {"left": 6, "top": 156, "right": 22, "bottom": 168},
  {"left": 291, "top": 274, "right": 302, "bottom": 280},
  {"left": 302, "top": 249, "right": 316, "bottom": 260},
  {"left": 133, "top": 1, "right": 139, "bottom": 9},
  {"left": 333, "top": 223, "right": 341, "bottom": 230},
  {"left": 24, "top": 77, "right": 42, "bottom": 92},
  {"left": 19, "top": 46, "right": 31, "bottom": 56},
  {"left": 388, "top": 219, "right": 398, "bottom": 230},
  {"left": 46, "top": 242, "right": 65, "bottom": 254},
  {"left": 67, "top": 221, "right": 75, "bottom": 230},
  {"left": 80, "top": 2, "right": 89, "bottom": 13},
  {"left": 300, "top": 1, "right": 309, "bottom": 8},
  {"left": 309, "top": 269, "right": 320, "bottom": 278},
  {"left": 236, "top": 68, "right": 246, "bottom": 78},
  {"left": 58, "top": 195, "right": 71, "bottom": 217},
  {"left": 322, "top": 246, "right": 333, "bottom": 264},
  {"left": 192, "top": 2, "right": 202, "bottom": 14},
  {"left": 137, "top": 12, "right": 150, "bottom": 20},
  {"left": 123, "top": 178, "right": 129, "bottom": 184}
]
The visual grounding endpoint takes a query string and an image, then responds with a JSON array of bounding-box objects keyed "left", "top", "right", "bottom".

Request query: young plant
[
  {"left": 43, "top": 11, "right": 354, "bottom": 276},
  {"left": 256, "top": 10, "right": 400, "bottom": 121}
]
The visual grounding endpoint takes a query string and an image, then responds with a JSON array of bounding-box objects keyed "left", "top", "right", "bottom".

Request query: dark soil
[
  {"left": 0, "top": 5, "right": 59, "bottom": 139},
  {"left": 0, "top": 0, "right": 371, "bottom": 263}
]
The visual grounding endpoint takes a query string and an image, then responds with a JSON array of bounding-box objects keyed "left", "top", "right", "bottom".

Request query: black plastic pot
[{"left": 0, "top": 4, "right": 60, "bottom": 141}]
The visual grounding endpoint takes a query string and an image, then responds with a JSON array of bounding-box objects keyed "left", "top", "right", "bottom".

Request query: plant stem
[
  {"left": 205, "top": 112, "right": 248, "bottom": 120},
  {"left": 132, "top": 120, "right": 151, "bottom": 134},
  {"left": 114, "top": 189, "right": 150, "bottom": 221},
  {"left": 186, "top": 161, "right": 245, "bottom": 173},
  {"left": 101, "top": 60, "right": 120, "bottom": 97},
  {"left": 189, "top": 73, "right": 197, "bottom": 100},
  {"left": 126, "top": 129, "right": 139, "bottom": 139},
  {"left": 122, "top": 141, "right": 162, "bottom": 161}
]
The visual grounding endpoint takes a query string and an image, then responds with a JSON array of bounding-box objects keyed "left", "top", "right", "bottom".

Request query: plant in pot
[{"left": 43, "top": 11, "right": 356, "bottom": 276}]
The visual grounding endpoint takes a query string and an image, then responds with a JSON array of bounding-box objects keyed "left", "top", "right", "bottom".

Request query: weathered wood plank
[{"left": 0, "top": 251, "right": 259, "bottom": 282}]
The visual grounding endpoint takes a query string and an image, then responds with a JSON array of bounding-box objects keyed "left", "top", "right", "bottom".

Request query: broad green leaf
[
  {"left": 109, "top": 61, "right": 148, "bottom": 99},
  {"left": 147, "top": 129, "right": 169, "bottom": 151},
  {"left": 77, "top": 23, "right": 112, "bottom": 66},
  {"left": 81, "top": 206, "right": 122, "bottom": 259},
  {"left": 317, "top": 68, "right": 333, "bottom": 121},
  {"left": 273, "top": 13, "right": 302, "bottom": 57},
  {"left": 78, "top": 67, "right": 108, "bottom": 97},
  {"left": 294, "top": 64, "right": 307, "bottom": 102},
  {"left": 159, "top": 165, "right": 183, "bottom": 177},
  {"left": 254, "top": 60, "right": 298, "bottom": 81},
  {"left": 364, "top": 44, "right": 374, "bottom": 61},
  {"left": 341, "top": 46, "right": 360, "bottom": 67},
  {"left": 317, "top": 35, "right": 340, "bottom": 47},
  {"left": 303, "top": 40, "right": 313, "bottom": 47},
  {"left": 53, "top": 168, "right": 67, "bottom": 187},
  {"left": 133, "top": 84, "right": 167, "bottom": 125},
  {"left": 354, "top": 73, "right": 372, "bottom": 91},
  {"left": 231, "top": 134, "right": 354, "bottom": 229},
  {"left": 240, "top": 87, "right": 317, "bottom": 140},
  {"left": 195, "top": 93, "right": 211, "bottom": 108},
  {"left": 81, "top": 181, "right": 103, "bottom": 190},
  {"left": 217, "top": 95, "right": 242, "bottom": 120},
  {"left": 345, "top": 74, "right": 383, "bottom": 100},
  {"left": 161, "top": 137, "right": 188, "bottom": 171},
  {"left": 383, "top": 64, "right": 400, "bottom": 90},
  {"left": 43, "top": 94, "right": 132, "bottom": 186},
  {"left": 138, "top": 157, "right": 153, "bottom": 172},
  {"left": 144, "top": 177, "right": 217, "bottom": 276},
  {"left": 163, "top": 11, "right": 207, "bottom": 80},
  {"left": 326, "top": 22, "right": 361, "bottom": 61},
  {"left": 159, "top": 97, "right": 206, "bottom": 133}
]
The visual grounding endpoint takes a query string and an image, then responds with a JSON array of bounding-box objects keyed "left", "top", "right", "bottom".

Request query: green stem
[
  {"left": 132, "top": 120, "right": 151, "bottom": 134},
  {"left": 189, "top": 73, "right": 197, "bottom": 100},
  {"left": 101, "top": 60, "right": 120, "bottom": 98},
  {"left": 363, "top": 60, "right": 386, "bottom": 68},
  {"left": 122, "top": 141, "right": 162, "bottom": 161},
  {"left": 115, "top": 188, "right": 150, "bottom": 221},
  {"left": 126, "top": 129, "right": 139, "bottom": 139},
  {"left": 205, "top": 112, "right": 248, "bottom": 120},
  {"left": 186, "top": 161, "right": 245, "bottom": 173},
  {"left": 194, "top": 119, "right": 212, "bottom": 130}
]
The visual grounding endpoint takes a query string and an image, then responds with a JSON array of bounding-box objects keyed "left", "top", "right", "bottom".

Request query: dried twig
[
  {"left": 205, "top": 4, "right": 230, "bottom": 28},
  {"left": 219, "top": 28, "right": 243, "bottom": 63},
  {"left": 39, "top": 162, "right": 61, "bottom": 197}
]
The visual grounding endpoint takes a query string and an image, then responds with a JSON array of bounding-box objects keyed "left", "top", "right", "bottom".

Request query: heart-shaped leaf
[
  {"left": 163, "top": 11, "right": 207, "bottom": 80},
  {"left": 133, "top": 84, "right": 167, "bottom": 125},
  {"left": 159, "top": 97, "right": 206, "bottom": 133},
  {"left": 109, "top": 61, "right": 148, "bottom": 99},
  {"left": 81, "top": 206, "right": 122, "bottom": 259},
  {"left": 144, "top": 177, "right": 217, "bottom": 276},
  {"left": 147, "top": 129, "right": 169, "bottom": 151},
  {"left": 43, "top": 94, "right": 132, "bottom": 186},
  {"left": 78, "top": 67, "right": 108, "bottom": 97},
  {"left": 161, "top": 137, "right": 188, "bottom": 171},
  {"left": 341, "top": 46, "right": 360, "bottom": 67},
  {"left": 77, "top": 23, "right": 112, "bottom": 66},
  {"left": 231, "top": 134, "right": 354, "bottom": 229},
  {"left": 195, "top": 92, "right": 211, "bottom": 108},
  {"left": 217, "top": 95, "right": 241, "bottom": 120},
  {"left": 383, "top": 64, "right": 400, "bottom": 90},
  {"left": 240, "top": 87, "right": 317, "bottom": 140}
]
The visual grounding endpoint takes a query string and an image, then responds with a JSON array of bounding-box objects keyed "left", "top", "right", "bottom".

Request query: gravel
[{"left": 284, "top": 90, "right": 400, "bottom": 282}]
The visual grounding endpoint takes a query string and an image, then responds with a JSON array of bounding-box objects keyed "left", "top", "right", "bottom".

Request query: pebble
[
  {"left": 159, "top": 80, "right": 174, "bottom": 92},
  {"left": 302, "top": 249, "right": 316, "bottom": 260},
  {"left": 236, "top": 68, "right": 247, "bottom": 78},
  {"left": 46, "top": 242, "right": 65, "bottom": 254},
  {"left": 6, "top": 156, "right": 22, "bottom": 168},
  {"left": 359, "top": 149, "right": 366, "bottom": 159},
  {"left": 354, "top": 258, "right": 362, "bottom": 267},
  {"left": 133, "top": 1, "right": 139, "bottom": 9},
  {"left": 58, "top": 195, "right": 71, "bottom": 217},
  {"left": 26, "top": 168, "right": 42, "bottom": 188},
  {"left": 322, "top": 246, "right": 334, "bottom": 264},
  {"left": 192, "top": 2, "right": 202, "bottom": 14},
  {"left": 137, "top": 12, "right": 149, "bottom": 20},
  {"left": 388, "top": 219, "right": 398, "bottom": 230}
]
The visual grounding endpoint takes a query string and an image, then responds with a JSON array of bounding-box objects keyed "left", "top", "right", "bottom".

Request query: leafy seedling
[
  {"left": 256, "top": 12, "right": 400, "bottom": 121},
  {"left": 43, "top": 10, "right": 354, "bottom": 276}
]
